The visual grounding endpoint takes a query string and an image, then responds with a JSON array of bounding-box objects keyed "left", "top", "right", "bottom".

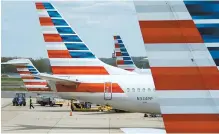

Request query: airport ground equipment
[
  {"left": 71, "top": 100, "right": 83, "bottom": 111},
  {"left": 39, "top": 96, "right": 64, "bottom": 107},
  {"left": 12, "top": 93, "right": 26, "bottom": 106},
  {"left": 50, "top": 97, "right": 64, "bottom": 106},
  {"left": 36, "top": 95, "right": 44, "bottom": 104},
  {"left": 70, "top": 100, "right": 112, "bottom": 112},
  {"left": 70, "top": 100, "right": 90, "bottom": 111},
  {"left": 98, "top": 105, "right": 112, "bottom": 112}
]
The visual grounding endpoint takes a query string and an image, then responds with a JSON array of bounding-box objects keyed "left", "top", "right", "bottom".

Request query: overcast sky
[{"left": 2, "top": 1, "right": 146, "bottom": 59}]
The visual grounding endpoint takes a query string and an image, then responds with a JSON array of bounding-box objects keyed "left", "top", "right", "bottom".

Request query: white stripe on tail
[
  {"left": 2, "top": 59, "right": 51, "bottom": 92},
  {"left": 35, "top": 2, "right": 136, "bottom": 76},
  {"left": 113, "top": 35, "right": 151, "bottom": 74},
  {"left": 113, "top": 35, "right": 137, "bottom": 71}
]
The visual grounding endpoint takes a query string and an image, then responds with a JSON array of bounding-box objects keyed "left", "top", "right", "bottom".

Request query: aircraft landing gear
[
  {"left": 144, "top": 113, "right": 157, "bottom": 118},
  {"left": 150, "top": 113, "right": 157, "bottom": 117},
  {"left": 144, "top": 113, "right": 148, "bottom": 117}
]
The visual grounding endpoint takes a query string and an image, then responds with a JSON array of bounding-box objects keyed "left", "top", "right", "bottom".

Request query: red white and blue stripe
[
  {"left": 35, "top": 2, "right": 109, "bottom": 75},
  {"left": 134, "top": 0, "right": 219, "bottom": 133},
  {"left": 114, "top": 35, "right": 136, "bottom": 71},
  {"left": 13, "top": 60, "right": 51, "bottom": 91},
  {"left": 185, "top": 1, "right": 219, "bottom": 70}
]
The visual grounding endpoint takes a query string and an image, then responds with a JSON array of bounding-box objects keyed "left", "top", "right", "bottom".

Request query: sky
[{"left": 1, "top": 1, "right": 147, "bottom": 59}]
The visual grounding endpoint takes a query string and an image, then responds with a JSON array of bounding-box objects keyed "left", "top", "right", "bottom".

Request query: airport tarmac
[{"left": 1, "top": 97, "right": 164, "bottom": 134}]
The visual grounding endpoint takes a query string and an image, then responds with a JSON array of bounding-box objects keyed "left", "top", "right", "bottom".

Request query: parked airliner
[
  {"left": 2, "top": 2, "right": 160, "bottom": 114},
  {"left": 3, "top": 1, "right": 219, "bottom": 133},
  {"left": 113, "top": 35, "right": 151, "bottom": 74}
]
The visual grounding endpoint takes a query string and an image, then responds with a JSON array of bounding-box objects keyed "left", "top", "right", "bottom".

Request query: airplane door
[{"left": 104, "top": 82, "right": 112, "bottom": 100}]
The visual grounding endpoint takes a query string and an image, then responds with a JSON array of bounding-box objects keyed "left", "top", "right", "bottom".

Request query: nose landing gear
[
  {"left": 144, "top": 113, "right": 159, "bottom": 118},
  {"left": 144, "top": 113, "right": 148, "bottom": 117}
]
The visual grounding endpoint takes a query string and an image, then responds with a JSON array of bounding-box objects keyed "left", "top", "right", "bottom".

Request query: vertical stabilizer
[
  {"left": 134, "top": 1, "right": 219, "bottom": 133},
  {"left": 113, "top": 35, "right": 137, "bottom": 71},
  {"left": 35, "top": 2, "right": 133, "bottom": 75},
  {"left": 2, "top": 59, "right": 51, "bottom": 91}
]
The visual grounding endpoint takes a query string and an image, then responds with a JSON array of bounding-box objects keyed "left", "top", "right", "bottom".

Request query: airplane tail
[
  {"left": 134, "top": 1, "right": 219, "bottom": 133},
  {"left": 205, "top": 42, "right": 219, "bottom": 71},
  {"left": 35, "top": 2, "right": 133, "bottom": 76},
  {"left": 2, "top": 59, "right": 51, "bottom": 91},
  {"left": 113, "top": 35, "right": 137, "bottom": 71}
]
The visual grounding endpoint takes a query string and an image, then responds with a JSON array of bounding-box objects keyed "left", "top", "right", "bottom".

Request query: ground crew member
[
  {"left": 70, "top": 100, "right": 74, "bottom": 111},
  {"left": 29, "top": 96, "right": 34, "bottom": 109}
]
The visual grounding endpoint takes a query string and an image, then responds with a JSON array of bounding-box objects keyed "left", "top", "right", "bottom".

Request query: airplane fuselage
[{"left": 50, "top": 74, "right": 160, "bottom": 113}]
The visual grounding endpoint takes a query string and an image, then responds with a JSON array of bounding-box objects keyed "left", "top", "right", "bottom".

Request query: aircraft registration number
[{"left": 137, "top": 97, "right": 153, "bottom": 101}]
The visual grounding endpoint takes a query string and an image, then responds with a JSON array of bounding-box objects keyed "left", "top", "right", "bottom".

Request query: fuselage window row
[{"left": 126, "top": 88, "right": 152, "bottom": 92}]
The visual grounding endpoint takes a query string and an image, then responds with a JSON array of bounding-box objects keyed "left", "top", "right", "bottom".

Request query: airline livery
[
  {"left": 2, "top": 1, "right": 219, "bottom": 133},
  {"left": 113, "top": 35, "right": 151, "bottom": 74},
  {"left": 2, "top": 59, "right": 51, "bottom": 92},
  {"left": 33, "top": 2, "right": 160, "bottom": 113},
  {"left": 133, "top": 0, "right": 219, "bottom": 133},
  {"left": 3, "top": 58, "right": 158, "bottom": 113}
]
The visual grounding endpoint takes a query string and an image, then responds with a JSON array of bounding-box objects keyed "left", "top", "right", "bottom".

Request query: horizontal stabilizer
[{"left": 38, "top": 73, "right": 80, "bottom": 86}]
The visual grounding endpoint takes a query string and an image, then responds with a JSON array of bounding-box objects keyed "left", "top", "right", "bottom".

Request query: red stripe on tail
[
  {"left": 35, "top": 3, "right": 45, "bottom": 9},
  {"left": 115, "top": 44, "right": 120, "bottom": 48},
  {"left": 16, "top": 66, "right": 27, "bottom": 68},
  {"left": 43, "top": 34, "right": 63, "bottom": 42},
  {"left": 47, "top": 50, "right": 71, "bottom": 58},
  {"left": 17, "top": 71, "right": 31, "bottom": 74},
  {"left": 151, "top": 67, "right": 219, "bottom": 90},
  {"left": 26, "top": 88, "right": 51, "bottom": 91},
  {"left": 52, "top": 66, "right": 109, "bottom": 75},
  {"left": 117, "top": 60, "right": 124, "bottom": 65},
  {"left": 139, "top": 20, "right": 203, "bottom": 43},
  {"left": 20, "top": 76, "right": 34, "bottom": 79},
  {"left": 163, "top": 114, "right": 219, "bottom": 133},
  {"left": 116, "top": 52, "right": 122, "bottom": 56},
  {"left": 39, "top": 17, "right": 54, "bottom": 26},
  {"left": 24, "top": 82, "right": 48, "bottom": 85}
]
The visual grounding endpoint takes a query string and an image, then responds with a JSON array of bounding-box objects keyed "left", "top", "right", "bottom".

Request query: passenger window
[
  {"left": 132, "top": 88, "right": 135, "bottom": 92},
  {"left": 148, "top": 88, "right": 151, "bottom": 92},
  {"left": 142, "top": 88, "right": 145, "bottom": 92},
  {"left": 127, "top": 88, "right": 130, "bottom": 92},
  {"left": 137, "top": 88, "right": 140, "bottom": 92}
]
